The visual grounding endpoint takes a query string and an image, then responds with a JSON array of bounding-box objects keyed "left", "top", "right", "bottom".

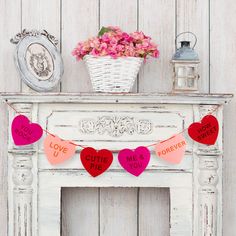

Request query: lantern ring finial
[{"left": 175, "top": 31, "right": 197, "bottom": 50}]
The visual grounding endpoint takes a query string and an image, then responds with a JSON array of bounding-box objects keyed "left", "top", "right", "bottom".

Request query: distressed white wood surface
[
  {"left": 0, "top": 0, "right": 21, "bottom": 93},
  {"left": 210, "top": 0, "right": 236, "bottom": 235},
  {"left": 21, "top": 0, "right": 61, "bottom": 92},
  {"left": 176, "top": 0, "right": 210, "bottom": 92},
  {"left": 0, "top": 103, "right": 8, "bottom": 236},
  {"left": 100, "top": 188, "right": 138, "bottom": 236},
  {"left": 62, "top": 188, "right": 99, "bottom": 236},
  {"left": 170, "top": 188, "right": 192, "bottom": 235},
  {"left": 100, "top": 0, "right": 137, "bottom": 32},
  {"left": 139, "top": 0, "right": 175, "bottom": 93},
  {"left": 62, "top": 187, "right": 170, "bottom": 236},
  {"left": 0, "top": 1, "right": 21, "bottom": 235},
  {"left": 5, "top": 94, "right": 230, "bottom": 236},
  {"left": 36, "top": 170, "right": 192, "bottom": 236},
  {"left": 2, "top": 92, "right": 232, "bottom": 104},
  {"left": 61, "top": 0, "right": 99, "bottom": 92},
  {"left": 38, "top": 185, "right": 61, "bottom": 235},
  {"left": 139, "top": 188, "right": 170, "bottom": 236}
]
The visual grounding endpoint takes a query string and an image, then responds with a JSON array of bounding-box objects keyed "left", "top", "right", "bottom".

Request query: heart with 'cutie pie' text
[{"left": 80, "top": 147, "right": 113, "bottom": 177}]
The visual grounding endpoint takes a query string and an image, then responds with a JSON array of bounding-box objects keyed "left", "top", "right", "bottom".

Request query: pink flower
[
  {"left": 100, "top": 42, "right": 108, "bottom": 50},
  {"left": 91, "top": 48, "right": 100, "bottom": 56},
  {"left": 72, "top": 26, "right": 159, "bottom": 60}
]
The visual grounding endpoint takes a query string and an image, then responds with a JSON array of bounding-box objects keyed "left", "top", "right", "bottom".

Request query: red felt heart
[
  {"left": 80, "top": 147, "right": 113, "bottom": 177},
  {"left": 188, "top": 115, "right": 219, "bottom": 145}
]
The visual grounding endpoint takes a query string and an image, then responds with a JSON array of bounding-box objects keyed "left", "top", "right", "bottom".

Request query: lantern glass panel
[
  {"left": 176, "top": 66, "right": 186, "bottom": 77},
  {"left": 187, "top": 77, "right": 195, "bottom": 87},
  {"left": 186, "top": 67, "right": 194, "bottom": 76},
  {"left": 172, "top": 62, "right": 199, "bottom": 92}
]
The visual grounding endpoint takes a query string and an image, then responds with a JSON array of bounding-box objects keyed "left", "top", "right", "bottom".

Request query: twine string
[{"left": 4, "top": 99, "right": 221, "bottom": 151}]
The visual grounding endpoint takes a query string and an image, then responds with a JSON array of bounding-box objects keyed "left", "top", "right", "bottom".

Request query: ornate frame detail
[
  {"left": 11, "top": 29, "right": 58, "bottom": 46},
  {"left": 10, "top": 29, "right": 63, "bottom": 92}
]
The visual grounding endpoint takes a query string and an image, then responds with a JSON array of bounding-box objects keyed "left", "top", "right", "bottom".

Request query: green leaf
[{"left": 98, "top": 27, "right": 112, "bottom": 36}]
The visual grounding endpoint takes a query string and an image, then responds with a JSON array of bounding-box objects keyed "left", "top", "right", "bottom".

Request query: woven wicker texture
[{"left": 84, "top": 55, "right": 143, "bottom": 92}]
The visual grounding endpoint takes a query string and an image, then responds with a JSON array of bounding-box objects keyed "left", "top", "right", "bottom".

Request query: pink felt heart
[
  {"left": 11, "top": 115, "right": 43, "bottom": 145},
  {"left": 155, "top": 134, "right": 186, "bottom": 164},
  {"left": 118, "top": 146, "right": 150, "bottom": 176},
  {"left": 44, "top": 135, "right": 76, "bottom": 165}
]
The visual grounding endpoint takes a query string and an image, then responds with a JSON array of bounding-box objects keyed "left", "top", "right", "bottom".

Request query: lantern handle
[{"left": 175, "top": 31, "right": 197, "bottom": 49}]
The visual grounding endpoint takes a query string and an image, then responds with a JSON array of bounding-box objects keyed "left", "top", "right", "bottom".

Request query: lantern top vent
[{"left": 172, "top": 32, "right": 199, "bottom": 61}]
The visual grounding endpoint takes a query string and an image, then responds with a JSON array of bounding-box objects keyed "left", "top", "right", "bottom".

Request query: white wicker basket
[{"left": 84, "top": 55, "right": 143, "bottom": 92}]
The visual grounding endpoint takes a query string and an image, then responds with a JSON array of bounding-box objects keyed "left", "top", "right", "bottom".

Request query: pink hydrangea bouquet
[{"left": 72, "top": 26, "right": 159, "bottom": 60}]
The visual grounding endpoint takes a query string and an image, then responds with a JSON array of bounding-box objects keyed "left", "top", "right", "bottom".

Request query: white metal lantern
[{"left": 171, "top": 32, "right": 200, "bottom": 92}]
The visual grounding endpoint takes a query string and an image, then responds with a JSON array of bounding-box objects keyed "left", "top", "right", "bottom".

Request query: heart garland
[{"left": 9, "top": 107, "right": 220, "bottom": 177}]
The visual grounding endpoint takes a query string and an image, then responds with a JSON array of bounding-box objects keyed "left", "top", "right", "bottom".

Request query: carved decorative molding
[{"left": 79, "top": 116, "right": 153, "bottom": 137}]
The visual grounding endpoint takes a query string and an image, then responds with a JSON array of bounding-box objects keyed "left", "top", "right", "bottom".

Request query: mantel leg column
[
  {"left": 12, "top": 153, "right": 33, "bottom": 236},
  {"left": 198, "top": 156, "right": 220, "bottom": 236},
  {"left": 8, "top": 103, "right": 38, "bottom": 236},
  {"left": 193, "top": 104, "right": 223, "bottom": 236}
]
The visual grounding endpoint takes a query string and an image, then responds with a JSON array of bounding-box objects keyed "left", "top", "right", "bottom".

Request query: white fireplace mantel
[{"left": 2, "top": 93, "right": 233, "bottom": 236}]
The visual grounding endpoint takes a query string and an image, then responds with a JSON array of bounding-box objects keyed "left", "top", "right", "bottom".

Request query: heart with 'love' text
[
  {"left": 44, "top": 135, "right": 76, "bottom": 165},
  {"left": 11, "top": 115, "right": 43, "bottom": 145},
  {"left": 80, "top": 147, "right": 113, "bottom": 177},
  {"left": 118, "top": 146, "right": 150, "bottom": 176},
  {"left": 188, "top": 115, "right": 219, "bottom": 145}
]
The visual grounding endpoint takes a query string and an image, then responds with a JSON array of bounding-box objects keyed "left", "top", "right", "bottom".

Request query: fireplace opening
[{"left": 61, "top": 187, "right": 170, "bottom": 236}]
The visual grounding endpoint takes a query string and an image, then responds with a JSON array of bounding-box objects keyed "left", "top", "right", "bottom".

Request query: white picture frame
[{"left": 11, "top": 30, "right": 63, "bottom": 92}]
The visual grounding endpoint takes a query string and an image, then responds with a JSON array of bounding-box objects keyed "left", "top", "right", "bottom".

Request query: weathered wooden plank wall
[
  {"left": 210, "top": 0, "right": 236, "bottom": 235},
  {"left": 0, "top": 0, "right": 235, "bottom": 235}
]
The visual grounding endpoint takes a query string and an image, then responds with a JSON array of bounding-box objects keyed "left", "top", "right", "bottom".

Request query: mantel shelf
[{"left": 0, "top": 92, "right": 233, "bottom": 105}]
